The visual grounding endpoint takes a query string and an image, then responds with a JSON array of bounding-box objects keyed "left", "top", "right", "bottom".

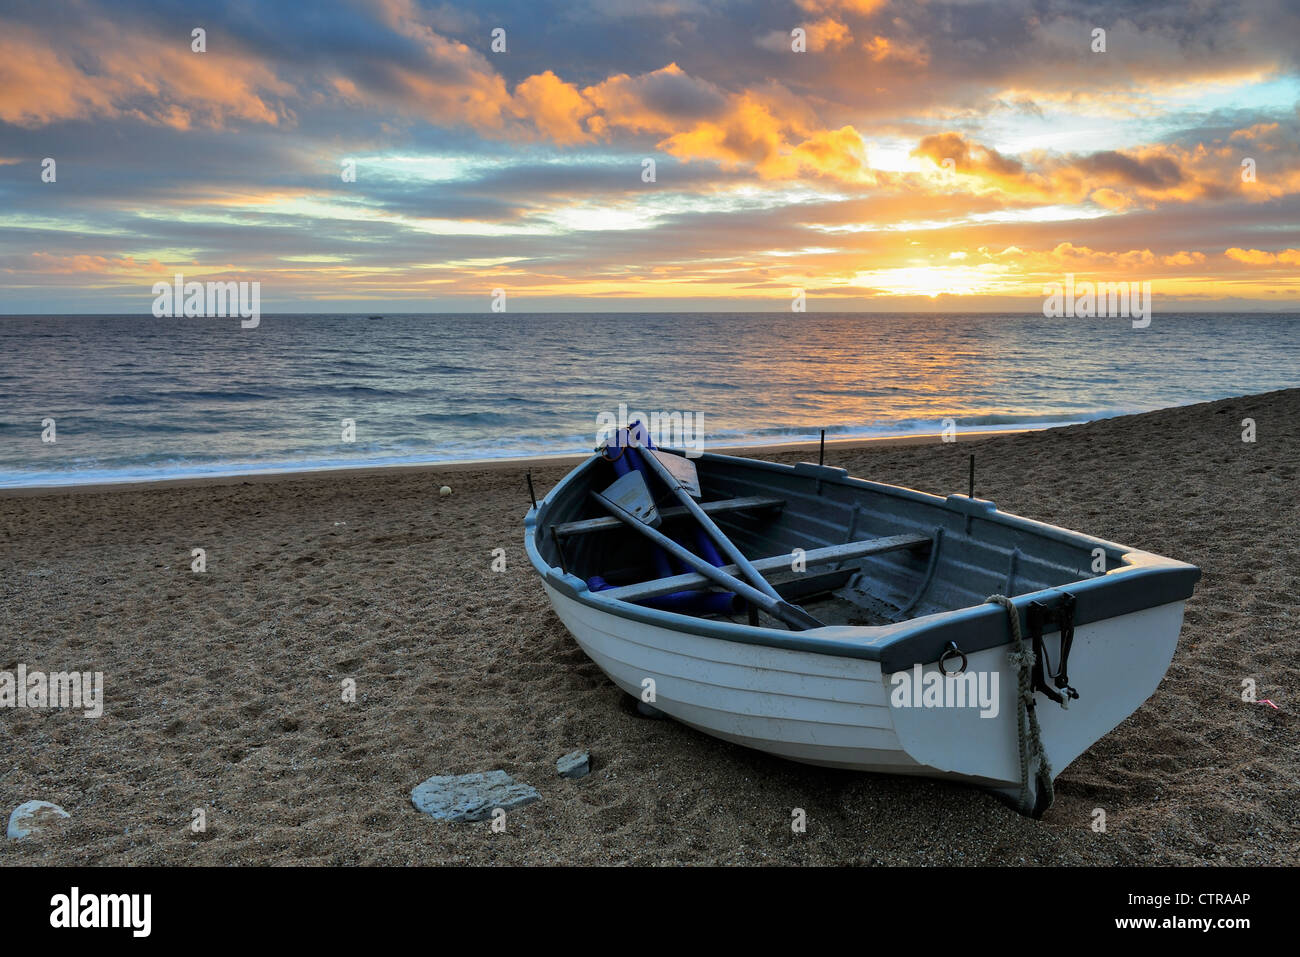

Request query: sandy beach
[{"left": 1, "top": 391, "right": 1295, "bottom": 866}]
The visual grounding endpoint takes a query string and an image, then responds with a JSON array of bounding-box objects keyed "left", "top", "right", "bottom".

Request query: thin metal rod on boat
[
  {"left": 969, "top": 453, "right": 975, "bottom": 499},
  {"left": 590, "top": 491, "right": 824, "bottom": 631},
  {"left": 526, "top": 471, "right": 538, "bottom": 510},
  {"left": 633, "top": 443, "right": 785, "bottom": 603},
  {"left": 550, "top": 526, "right": 568, "bottom": 574},
  {"left": 819, "top": 429, "right": 825, "bottom": 466}
]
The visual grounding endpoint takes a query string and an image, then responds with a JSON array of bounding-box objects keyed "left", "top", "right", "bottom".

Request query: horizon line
[{"left": 4, "top": 308, "right": 1300, "bottom": 318}]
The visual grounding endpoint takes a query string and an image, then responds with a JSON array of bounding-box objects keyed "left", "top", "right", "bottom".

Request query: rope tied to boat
[{"left": 986, "top": 594, "right": 1055, "bottom": 816}]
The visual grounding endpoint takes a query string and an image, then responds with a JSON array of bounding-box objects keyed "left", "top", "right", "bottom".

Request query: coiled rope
[{"left": 986, "top": 594, "right": 1054, "bottom": 815}]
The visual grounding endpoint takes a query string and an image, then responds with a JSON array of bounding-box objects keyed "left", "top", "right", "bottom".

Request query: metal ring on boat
[{"left": 938, "top": 641, "right": 968, "bottom": 676}]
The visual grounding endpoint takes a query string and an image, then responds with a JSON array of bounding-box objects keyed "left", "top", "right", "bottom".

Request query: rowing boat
[{"left": 523, "top": 430, "right": 1200, "bottom": 815}]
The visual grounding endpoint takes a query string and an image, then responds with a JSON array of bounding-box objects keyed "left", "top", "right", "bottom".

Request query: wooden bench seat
[
  {"left": 553, "top": 495, "right": 784, "bottom": 538},
  {"left": 595, "top": 533, "right": 931, "bottom": 603}
]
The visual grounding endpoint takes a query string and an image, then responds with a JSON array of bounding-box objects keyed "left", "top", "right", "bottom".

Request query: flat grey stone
[
  {"left": 556, "top": 750, "right": 590, "bottom": 779},
  {"left": 410, "top": 771, "right": 540, "bottom": 822},
  {"left": 7, "top": 801, "right": 70, "bottom": 840}
]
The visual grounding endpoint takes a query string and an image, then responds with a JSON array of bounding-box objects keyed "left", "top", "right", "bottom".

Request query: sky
[{"left": 1, "top": 0, "right": 1298, "bottom": 313}]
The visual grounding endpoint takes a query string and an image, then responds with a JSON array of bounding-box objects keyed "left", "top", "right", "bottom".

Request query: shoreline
[{"left": 0, "top": 428, "right": 1033, "bottom": 497}]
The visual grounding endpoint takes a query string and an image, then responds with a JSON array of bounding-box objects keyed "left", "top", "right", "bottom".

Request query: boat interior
[{"left": 538, "top": 446, "right": 1116, "bottom": 631}]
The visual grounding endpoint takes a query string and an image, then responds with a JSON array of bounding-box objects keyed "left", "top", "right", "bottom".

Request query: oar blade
[
  {"left": 648, "top": 449, "right": 701, "bottom": 498},
  {"left": 595, "top": 471, "right": 661, "bottom": 527}
]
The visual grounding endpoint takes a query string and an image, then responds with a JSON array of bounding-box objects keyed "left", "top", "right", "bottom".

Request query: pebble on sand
[
  {"left": 556, "top": 750, "right": 591, "bottom": 779},
  {"left": 410, "top": 771, "right": 540, "bottom": 822},
  {"left": 7, "top": 801, "right": 71, "bottom": 840}
]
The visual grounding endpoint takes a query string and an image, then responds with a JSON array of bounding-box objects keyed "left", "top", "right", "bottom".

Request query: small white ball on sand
[{"left": 439, "top": 485, "right": 452, "bottom": 497}]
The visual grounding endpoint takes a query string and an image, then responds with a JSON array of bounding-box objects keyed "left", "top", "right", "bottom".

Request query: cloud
[
  {"left": 578, "top": 63, "right": 873, "bottom": 182},
  {"left": 908, "top": 130, "right": 1298, "bottom": 208},
  {"left": 0, "top": 21, "right": 292, "bottom": 129},
  {"left": 656, "top": 93, "right": 873, "bottom": 181},
  {"left": 584, "top": 63, "right": 728, "bottom": 136},
  {"left": 1162, "top": 251, "right": 1207, "bottom": 266},
  {"left": 1230, "top": 122, "right": 1281, "bottom": 142},
  {"left": 511, "top": 72, "right": 596, "bottom": 144},
  {"left": 1224, "top": 247, "right": 1300, "bottom": 265},
  {"left": 794, "top": 0, "right": 886, "bottom": 14},
  {"left": 1074, "top": 151, "right": 1184, "bottom": 190},
  {"left": 16, "top": 253, "right": 164, "bottom": 275},
  {"left": 758, "top": 18, "right": 854, "bottom": 53},
  {"left": 911, "top": 132, "right": 1045, "bottom": 195},
  {"left": 914, "top": 132, "right": 1025, "bottom": 177},
  {"left": 789, "top": 126, "right": 873, "bottom": 181},
  {"left": 1042, "top": 243, "right": 1158, "bottom": 269},
  {"left": 864, "top": 34, "right": 930, "bottom": 66}
]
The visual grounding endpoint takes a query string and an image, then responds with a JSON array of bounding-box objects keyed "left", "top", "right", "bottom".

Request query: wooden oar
[{"left": 590, "top": 488, "right": 824, "bottom": 631}]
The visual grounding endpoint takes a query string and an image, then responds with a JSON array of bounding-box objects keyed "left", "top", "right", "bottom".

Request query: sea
[{"left": 1, "top": 312, "right": 1297, "bottom": 487}]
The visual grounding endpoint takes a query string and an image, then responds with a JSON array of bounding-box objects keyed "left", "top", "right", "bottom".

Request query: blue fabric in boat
[{"left": 587, "top": 426, "right": 738, "bottom": 617}]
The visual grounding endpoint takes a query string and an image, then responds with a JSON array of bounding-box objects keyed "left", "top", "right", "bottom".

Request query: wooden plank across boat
[{"left": 524, "top": 441, "right": 1201, "bottom": 815}]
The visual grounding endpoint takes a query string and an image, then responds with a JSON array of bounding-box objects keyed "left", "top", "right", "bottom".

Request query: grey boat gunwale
[{"left": 524, "top": 449, "right": 1201, "bottom": 673}]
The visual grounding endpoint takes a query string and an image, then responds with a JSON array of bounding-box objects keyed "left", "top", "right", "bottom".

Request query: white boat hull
[{"left": 544, "top": 582, "right": 1186, "bottom": 800}]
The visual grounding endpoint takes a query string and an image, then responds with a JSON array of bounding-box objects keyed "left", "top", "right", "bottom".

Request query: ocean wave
[
  {"left": 414, "top": 410, "right": 519, "bottom": 425},
  {"left": 167, "top": 390, "right": 271, "bottom": 402}
]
